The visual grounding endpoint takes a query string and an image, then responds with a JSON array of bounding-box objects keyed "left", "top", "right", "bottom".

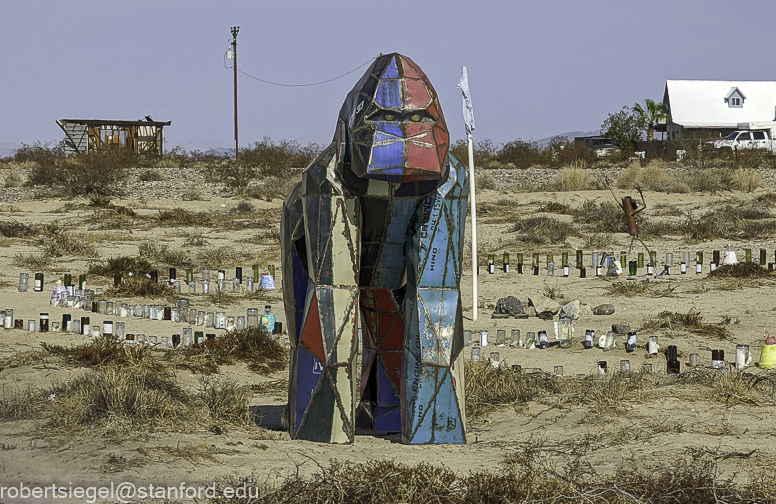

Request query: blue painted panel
[
  {"left": 375, "top": 79, "right": 401, "bottom": 108},
  {"left": 377, "top": 243, "right": 405, "bottom": 270},
  {"left": 381, "top": 56, "right": 399, "bottom": 79},
  {"left": 377, "top": 357, "right": 400, "bottom": 405},
  {"left": 370, "top": 141, "right": 404, "bottom": 170},
  {"left": 375, "top": 122, "right": 402, "bottom": 138},
  {"left": 428, "top": 369, "right": 465, "bottom": 443},
  {"left": 373, "top": 406, "right": 400, "bottom": 432},
  {"left": 295, "top": 346, "right": 324, "bottom": 434},
  {"left": 385, "top": 199, "right": 417, "bottom": 244},
  {"left": 408, "top": 370, "right": 438, "bottom": 444}
]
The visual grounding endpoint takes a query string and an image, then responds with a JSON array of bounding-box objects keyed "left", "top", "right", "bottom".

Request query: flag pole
[
  {"left": 458, "top": 66, "right": 477, "bottom": 321},
  {"left": 467, "top": 132, "right": 478, "bottom": 321}
]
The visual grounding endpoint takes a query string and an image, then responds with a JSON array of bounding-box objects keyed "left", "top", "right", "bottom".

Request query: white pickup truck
[{"left": 713, "top": 121, "right": 776, "bottom": 152}]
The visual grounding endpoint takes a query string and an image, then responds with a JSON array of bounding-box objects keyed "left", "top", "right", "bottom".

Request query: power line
[{"left": 236, "top": 56, "right": 377, "bottom": 87}]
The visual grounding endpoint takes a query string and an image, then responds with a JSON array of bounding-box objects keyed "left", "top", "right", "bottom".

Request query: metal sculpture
[
  {"left": 281, "top": 53, "right": 468, "bottom": 444},
  {"left": 605, "top": 178, "right": 655, "bottom": 265}
]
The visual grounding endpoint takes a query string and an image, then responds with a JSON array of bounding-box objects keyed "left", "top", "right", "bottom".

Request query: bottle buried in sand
[
  {"left": 597, "top": 361, "right": 607, "bottom": 375},
  {"left": 626, "top": 331, "right": 637, "bottom": 353},
  {"left": 735, "top": 344, "right": 751, "bottom": 369},
  {"left": 711, "top": 349, "right": 725, "bottom": 369},
  {"left": 471, "top": 346, "right": 481, "bottom": 362},
  {"left": 647, "top": 335, "right": 659, "bottom": 355},
  {"left": 599, "top": 331, "right": 615, "bottom": 351},
  {"left": 557, "top": 318, "right": 572, "bottom": 348},
  {"left": 479, "top": 330, "right": 488, "bottom": 347},
  {"left": 538, "top": 330, "right": 549, "bottom": 349},
  {"left": 583, "top": 329, "right": 594, "bottom": 349},
  {"left": 666, "top": 345, "right": 680, "bottom": 376}
]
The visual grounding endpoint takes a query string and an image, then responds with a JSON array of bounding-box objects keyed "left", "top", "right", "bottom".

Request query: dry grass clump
[
  {"left": 46, "top": 369, "right": 193, "bottom": 432},
  {"left": 0, "top": 220, "right": 37, "bottom": 238},
  {"left": 730, "top": 167, "right": 762, "bottom": 192},
  {"left": 138, "top": 241, "right": 194, "bottom": 268},
  {"left": 688, "top": 205, "right": 776, "bottom": 241},
  {"left": 156, "top": 208, "right": 215, "bottom": 226},
  {"left": 475, "top": 172, "right": 498, "bottom": 190},
  {"left": 88, "top": 255, "right": 155, "bottom": 278},
  {"left": 568, "top": 372, "right": 660, "bottom": 415},
  {"left": 464, "top": 361, "right": 562, "bottom": 417},
  {"left": 104, "top": 277, "right": 178, "bottom": 301},
  {"left": 676, "top": 368, "right": 776, "bottom": 407},
  {"left": 0, "top": 385, "right": 49, "bottom": 421},
  {"left": 511, "top": 216, "right": 579, "bottom": 245},
  {"left": 196, "top": 245, "right": 250, "bottom": 269},
  {"left": 41, "top": 336, "right": 165, "bottom": 373},
  {"left": 607, "top": 280, "right": 676, "bottom": 297},
  {"left": 40, "top": 227, "right": 99, "bottom": 258},
  {"left": 174, "top": 327, "right": 287, "bottom": 375},
  {"left": 556, "top": 167, "right": 601, "bottom": 191},
  {"left": 12, "top": 252, "right": 52, "bottom": 270},
  {"left": 638, "top": 311, "right": 731, "bottom": 339},
  {"left": 244, "top": 175, "right": 298, "bottom": 201},
  {"left": 539, "top": 201, "right": 572, "bottom": 214},
  {"left": 616, "top": 162, "right": 688, "bottom": 193},
  {"left": 708, "top": 262, "right": 772, "bottom": 279},
  {"left": 210, "top": 448, "right": 774, "bottom": 504},
  {"left": 571, "top": 200, "right": 625, "bottom": 234},
  {"left": 197, "top": 376, "right": 250, "bottom": 424},
  {"left": 137, "top": 168, "right": 168, "bottom": 182}
]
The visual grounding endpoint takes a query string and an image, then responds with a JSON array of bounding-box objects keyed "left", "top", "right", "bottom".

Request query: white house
[{"left": 662, "top": 80, "right": 776, "bottom": 139}]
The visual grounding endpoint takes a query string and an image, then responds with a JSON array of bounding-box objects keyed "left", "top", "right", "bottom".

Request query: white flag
[{"left": 457, "top": 66, "right": 475, "bottom": 135}]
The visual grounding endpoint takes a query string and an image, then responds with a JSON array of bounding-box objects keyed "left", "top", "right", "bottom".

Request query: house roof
[{"left": 664, "top": 80, "right": 776, "bottom": 128}]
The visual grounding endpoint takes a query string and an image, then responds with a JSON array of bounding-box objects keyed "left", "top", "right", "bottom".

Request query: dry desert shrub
[
  {"left": 616, "top": 161, "right": 688, "bottom": 193},
  {"left": 571, "top": 199, "right": 625, "bottom": 234},
  {"left": 511, "top": 216, "right": 579, "bottom": 245},
  {"left": 708, "top": 262, "right": 772, "bottom": 279},
  {"left": 464, "top": 361, "right": 562, "bottom": 417},
  {"left": 196, "top": 245, "right": 250, "bottom": 269},
  {"left": 40, "top": 227, "right": 99, "bottom": 258},
  {"left": 0, "top": 220, "right": 37, "bottom": 238},
  {"left": 197, "top": 376, "right": 250, "bottom": 424},
  {"left": 539, "top": 200, "right": 572, "bottom": 214},
  {"left": 104, "top": 277, "right": 179, "bottom": 301},
  {"left": 41, "top": 336, "right": 165, "bottom": 372},
  {"left": 12, "top": 252, "right": 51, "bottom": 270},
  {"left": 137, "top": 168, "right": 168, "bottom": 182},
  {"left": 638, "top": 310, "right": 731, "bottom": 339},
  {"left": 475, "top": 171, "right": 498, "bottom": 190},
  {"left": 730, "top": 167, "right": 762, "bottom": 192},
  {"left": 556, "top": 167, "right": 601, "bottom": 191},
  {"left": 173, "top": 326, "right": 287, "bottom": 375},
  {"left": 210, "top": 447, "right": 774, "bottom": 504},
  {"left": 607, "top": 279, "right": 676, "bottom": 297},
  {"left": 138, "top": 241, "right": 194, "bottom": 268},
  {"left": 88, "top": 255, "right": 155, "bottom": 278},
  {"left": 676, "top": 368, "right": 776, "bottom": 407}
]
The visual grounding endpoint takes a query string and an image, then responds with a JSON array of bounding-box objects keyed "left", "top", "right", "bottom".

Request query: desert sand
[{"left": 1, "top": 167, "right": 776, "bottom": 502}]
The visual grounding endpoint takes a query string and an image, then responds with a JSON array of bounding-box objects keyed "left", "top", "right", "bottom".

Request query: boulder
[
  {"left": 612, "top": 323, "right": 631, "bottom": 334},
  {"left": 533, "top": 297, "right": 561, "bottom": 320},
  {"left": 560, "top": 300, "right": 581, "bottom": 320},
  {"left": 493, "top": 296, "right": 525, "bottom": 317},
  {"left": 593, "top": 304, "right": 616, "bottom": 316}
]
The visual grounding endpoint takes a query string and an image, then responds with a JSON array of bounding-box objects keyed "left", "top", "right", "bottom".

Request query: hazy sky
[{"left": 3, "top": 1, "right": 776, "bottom": 150}]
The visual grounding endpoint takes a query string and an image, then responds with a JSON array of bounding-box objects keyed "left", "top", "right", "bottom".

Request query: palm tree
[{"left": 633, "top": 99, "right": 667, "bottom": 141}]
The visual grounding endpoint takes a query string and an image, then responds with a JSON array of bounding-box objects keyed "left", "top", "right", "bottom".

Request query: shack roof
[{"left": 57, "top": 118, "right": 172, "bottom": 127}]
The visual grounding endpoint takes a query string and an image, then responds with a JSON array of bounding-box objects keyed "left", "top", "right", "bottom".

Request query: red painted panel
[
  {"left": 300, "top": 292, "right": 326, "bottom": 362},
  {"left": 404, "top": 79, "right": 432, "bottom": 109}
]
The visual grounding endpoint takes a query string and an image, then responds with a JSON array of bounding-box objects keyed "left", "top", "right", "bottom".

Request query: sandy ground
[{"left": 1, "top": 184, "right": 776, "bottom": 501}]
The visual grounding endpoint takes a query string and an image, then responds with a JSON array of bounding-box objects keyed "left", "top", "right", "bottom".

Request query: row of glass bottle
[{"left": 482, "top": 248, "right": 775, "bottom": 276}]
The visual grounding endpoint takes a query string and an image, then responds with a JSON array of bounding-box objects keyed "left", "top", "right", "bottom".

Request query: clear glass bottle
[
  {"left": 496, "top": 329, "right": 506, "bottom": 346},
  {"left": 18, "top": 273, "right": 30, "bottom": 292},
  {"left": 215, "top": 311, "right": 226, "bottom": 329},
  {"left": 558, "top": 318, "right": 572, "bottom": 348},
  {"left": 236, "top": 316, "right": 246, "bottom": 330},
  {"left": 39, "top": 313, "right": 49, "bottom": 332},
  {"left": 3, "top": 309, "right": 13, "bottom": 329},
  {"left": 103, "top": 320, "right": 113, "bottom": 336},
  {"left": 247, "top": 308, "right": 259, "bottom": 327},
  {"left": 115, "top": 322, "right": 125, "bottom": 339},
  {"left": 464, "top": 330, "right": 472, "bottom": 347},
  {"left": 34, "top": 272, "right": 44, "bottom": 292},
  {"left": 538, "top": 330, "right": 549, "bottom": 349},
  {"left": 182, "top": 327, "right": 193, "bottom": 346}
]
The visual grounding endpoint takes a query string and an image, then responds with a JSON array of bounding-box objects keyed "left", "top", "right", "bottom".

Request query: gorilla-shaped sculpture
[{"left": 281, "top": 53, "right": 469, "bottom": 444}]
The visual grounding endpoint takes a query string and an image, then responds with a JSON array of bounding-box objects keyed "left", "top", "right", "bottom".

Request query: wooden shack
[{"left": 56, "top": 118, "right": 172, "bottom": 156}]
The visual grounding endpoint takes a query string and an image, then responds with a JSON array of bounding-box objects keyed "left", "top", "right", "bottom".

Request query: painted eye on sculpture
[
  {"left": 384, "top": 113, "right": 397, "bottom": 121},
  {"left": 410, "top": 114, "right": 422, "bottom": 122}
]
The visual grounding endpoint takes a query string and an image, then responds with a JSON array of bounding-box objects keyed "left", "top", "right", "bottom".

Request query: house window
[{"left": 730, "top": 97, "right": 740, "bottom": 106}]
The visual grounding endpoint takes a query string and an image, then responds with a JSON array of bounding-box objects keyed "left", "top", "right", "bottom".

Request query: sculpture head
[{"left": 335, "top": 53, "right": 450, "bottom": 183}]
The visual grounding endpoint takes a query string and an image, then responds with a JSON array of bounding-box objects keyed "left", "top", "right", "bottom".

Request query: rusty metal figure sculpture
[
  {"left": 281, "top": 53, "right": 468, "bottom": 444},
  {"left": 606, "top": 178, "right": 655, "bottom": 265}
]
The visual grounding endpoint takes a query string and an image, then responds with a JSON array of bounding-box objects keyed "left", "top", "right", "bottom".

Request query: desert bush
[
  {"left": 450, "top": 138, "right": 499, "bottom": 168},
  {"left": 679, "top": 168, "right": 725, "bottom": 193},
  {"left": 104, "top": 277, "right": 178, "bottom": 301},
  {"left": 464, "top": 362, "right": 562, "bottom": 417},
  {"left": 475, "top": 172, "right": 497, "bottom": 190},
  {"left": 204, "top": 159, "right": 257, "bottom": 194},
  {"left": 616, "top": 162, "right": 688, "bottom": 193},
  {"left": 244, "top": 175, "right": 299, "bottom": 201},
  {"left": 730, "top": 167, "right": 761, "bottom": 192},
  {"left": 0, "top": 220, "right": 37, "bottom": 238},
  {"left": 511, "top": 216, "right": 580, "bottom": 245},
  {"left": 196, "top": 246, "right": 249, "bottom": 269},
  {"left": 197, "top": 376, "right": 250, "bottom": 424},
  {"left": 638, "top": 310, "right": 730, "bottom": 339},
  {"left": 137, "top": 168, "right": 168, "bottom": 182},
  {"left": 40, "top": 226, "right": 99, "bottom": 258},
  {"left": 3, "top": 170, "right": 23, "bottom": 187},
  {"left": 12, "top": 252, "right": 51, "bottom": 270},
  {"left": 88, "top": 256, "right": 155, "bottom": 278},
  {"left": 41, "top": 336, "right": 163, "bottom": 372},
  {"left": 11, "top": 141, "right": 65, "bottom": 164},
  {"left": 556, "top": 167, "right": 600, "bottom": 191},
  {"left": 545, "top": 136, "right": 598, "bottom": 168},
  {"left": 240, "top": 137, "right": 322, "bottom": 176},
  {"left": 175, "top": 327, "right": 287, "bottom": 374},
  {"left": 497, "top": 139, "right": 545, "bottom": 168},
  {"left": 680, "top": 141, "right": 725, "bottom": 170},
  {"left": 572, "top": 200, "right": 626, "bottom": 233},
  {"left": 27, "top": 149, "right": 131, "bottom": 196}
]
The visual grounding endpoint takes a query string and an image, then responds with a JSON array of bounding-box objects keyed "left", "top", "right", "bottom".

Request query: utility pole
[{"left": 231, "top": 26, "right": 239, "bottom": 159}]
